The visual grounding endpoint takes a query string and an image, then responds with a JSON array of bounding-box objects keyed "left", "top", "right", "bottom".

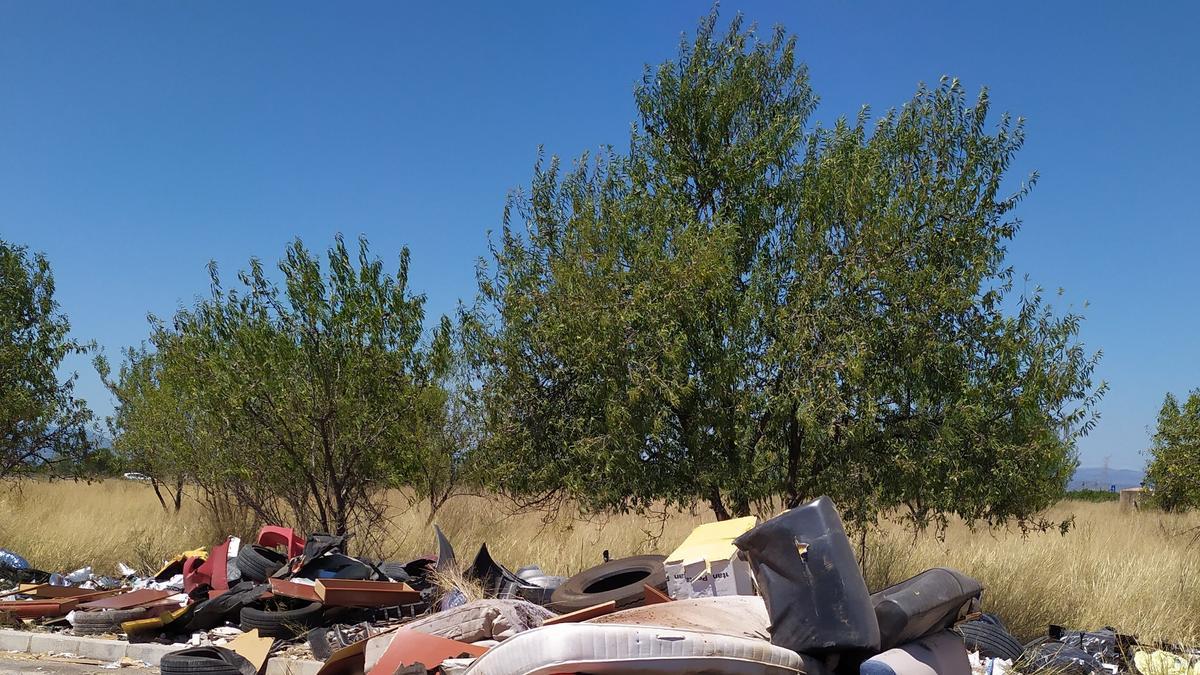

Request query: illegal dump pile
[{"left": 1, "top": 497, "right": 1196, "bottom": 675}]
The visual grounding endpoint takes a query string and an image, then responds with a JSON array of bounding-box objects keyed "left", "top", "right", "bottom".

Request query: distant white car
[{"left": 122, "top": 472, "right": 152, "bottom": 482}]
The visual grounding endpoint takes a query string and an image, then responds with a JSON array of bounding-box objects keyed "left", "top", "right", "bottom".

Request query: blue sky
[{"left": 2, "top": 2, "right": 1196, "bottom": 470}]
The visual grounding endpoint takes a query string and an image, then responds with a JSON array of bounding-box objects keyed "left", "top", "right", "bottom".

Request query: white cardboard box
[{"left": 664, "top": 516, "right": 758, "bottom": 599}]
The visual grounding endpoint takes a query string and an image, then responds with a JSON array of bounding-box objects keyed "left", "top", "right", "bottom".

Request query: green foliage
[
  {"left": 1064, "top": 489, "right": 1119, "bottom": 503},
  {"left": 101, "top": 235, "right": 466, "bottom": 542},
  {"left": 0, "top": 239, "right": 95, "bottom": 479},
  {"left": 1145, "top": 391, "right": 1200, "bottom": 511},
  {"left": 473, "top": 10, "right": 1105, "bottom": 531}
]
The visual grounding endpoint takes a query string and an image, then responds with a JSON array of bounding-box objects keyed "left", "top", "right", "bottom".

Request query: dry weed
[{"left": 2, "top": 480, "right": 1197, "bottom": 644}]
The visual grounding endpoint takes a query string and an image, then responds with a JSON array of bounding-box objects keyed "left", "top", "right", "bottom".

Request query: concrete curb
[
  {"left": 0, "top": 629, "right": 176, "bottom": 665},
  {"left": 0, "top": 629, "right": 323, "bottom": 674}
]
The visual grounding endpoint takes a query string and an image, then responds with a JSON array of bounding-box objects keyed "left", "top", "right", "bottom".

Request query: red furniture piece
[{"left": 256, "top": 525, "right": 305, "bottom": 559}]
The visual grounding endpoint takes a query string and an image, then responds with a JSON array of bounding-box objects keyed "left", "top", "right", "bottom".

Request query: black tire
[
  {"left": 956, "top": 618, "right": 1024, "bottom": 661},
  {"left": 72, "top": 608, "right": 149, "bottom": 635},
  {"left": 240, "top": 601, "right": 324, "bottom": 639},
  {"left": 550, "top": 554, "right": 666, "bottom": 613},
  {"left": 236, "top": 545, "right": 287, "bottom": 582},
  {"left": 160, "top": 646, "right": 252, "bottom": 675}
]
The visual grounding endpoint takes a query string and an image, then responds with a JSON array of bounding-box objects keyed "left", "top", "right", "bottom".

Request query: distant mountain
[{"left": 1069, "top": 466, "right": 1145, "bottom": 491}]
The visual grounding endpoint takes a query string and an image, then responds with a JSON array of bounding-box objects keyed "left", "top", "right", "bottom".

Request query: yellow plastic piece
[
  {"left": 152, "top": 547, "right": 209, "bottom": 579},
  {"left": 1134, "top": 649, "right": 1200, "bottom": 675}
]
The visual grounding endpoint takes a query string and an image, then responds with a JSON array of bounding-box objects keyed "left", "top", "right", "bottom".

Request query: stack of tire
[{"left": 232, "top": 544, "right": 323, "bottom": 639}]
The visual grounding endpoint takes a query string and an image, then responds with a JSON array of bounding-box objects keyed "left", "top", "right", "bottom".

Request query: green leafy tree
[
  {"left": 474, "top": 11, "right": 1104, "bottom": 531},
  {"left": 97, "top": 344, "right": 192, "bottom": 510},
  {"left": 1145, "top": 391, "right": 1200, "bottom": 511},
  {"left": 1, "top": 240, "right": 95, "bottom": 478},
  {"left": 103, "top": 236, "right": 458, "bottom": 542}
]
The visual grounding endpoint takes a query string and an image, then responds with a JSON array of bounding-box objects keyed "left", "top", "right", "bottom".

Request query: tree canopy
[
  {"left": 1, "top": 239, "right": 95, "bottom": 479},
  {"left": 101, "top": 236, "right": 467, "bottom": 543},
  {"left": 472, "top": 11, "right": 1105, "bottom": 530},
  {"left": 1145, "top": 391, "right": 1200, "bottom": 511}
]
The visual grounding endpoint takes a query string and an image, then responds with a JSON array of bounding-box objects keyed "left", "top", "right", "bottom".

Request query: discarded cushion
[
  {"left": 872, "top": 568, "right": 982, "bottom": 650},
  {"left": 860, "top": 631, "right": 970, "bottom": 675}
]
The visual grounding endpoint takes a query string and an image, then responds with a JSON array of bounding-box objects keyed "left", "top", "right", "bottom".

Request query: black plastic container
[
  {"left": 733, "top": 495, "right": 880, "bottom": 655},
  {"left": 872, "top": 567, "right": 982, "bottom": 650}
]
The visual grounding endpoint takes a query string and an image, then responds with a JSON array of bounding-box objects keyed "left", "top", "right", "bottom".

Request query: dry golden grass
[{"left": 3, "top": 480, "right": 1198, "bottom": 643}]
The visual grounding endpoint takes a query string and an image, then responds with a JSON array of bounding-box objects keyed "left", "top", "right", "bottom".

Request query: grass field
[{"left": 2, "top": 480, "right": 1198, "bottom": 643}]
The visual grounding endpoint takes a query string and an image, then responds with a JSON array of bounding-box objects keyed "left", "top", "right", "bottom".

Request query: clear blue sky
[{"left": 2, "top": 2, "right": 1196, "bottom": 471}]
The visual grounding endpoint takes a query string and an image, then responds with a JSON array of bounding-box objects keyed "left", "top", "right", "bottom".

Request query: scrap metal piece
[
  {"left": 0, "top": 597, "right": 79, "bottom": 618},
  {"left": 366, "top": 629, "right": 487, "bottom": 675},
  {"left": 434, "top": 526, "right": 456, "bottom": 572}
]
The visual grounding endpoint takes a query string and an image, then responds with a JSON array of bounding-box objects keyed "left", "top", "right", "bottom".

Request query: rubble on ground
[{"left": 1, "top": 496, "right": 1194, "bottom": 675}]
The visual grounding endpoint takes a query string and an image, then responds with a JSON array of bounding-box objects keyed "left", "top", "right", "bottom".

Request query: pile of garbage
[{"left": 2, "top": 496, "right": 1197, "bottom": 675}]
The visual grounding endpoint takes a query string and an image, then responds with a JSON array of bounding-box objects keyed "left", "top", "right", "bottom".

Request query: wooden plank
[
  {"left": 314, "top": 579, "right": 421, "bottom": 608},
  {"left": 78, "top": 589, "right": 172, "bottom": 610},
  {"left": 643, "top": 584, "right": 673, "bottom": 605},
  {"left": 269, "top": 578, "right": 321, "bottom": 603},
  {"left": 0, "top": 598, "right": 78, "bottom": 618},
  {"left": 2, "top": 585, "right": 120, "bottom": 600},
  {"left": 544, "top": 600, "right": 618, "bottom": 625}
]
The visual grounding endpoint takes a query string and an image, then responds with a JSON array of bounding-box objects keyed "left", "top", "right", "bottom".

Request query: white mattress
[{"left": 462, "top": 623, "right": 820, "bottom": 675}]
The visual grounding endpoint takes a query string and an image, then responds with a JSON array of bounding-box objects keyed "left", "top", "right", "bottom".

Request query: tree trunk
[
  {"left": 731, "top": 495, "right": 751, "bottom": 518},
  {"left": 172, "top": 477, "right": 184, "bottom": 512},
  {"left": 425, "top": 489, "right": 453, "bottom": 526},
  {"left": 708, "top": 488, "right": 731, "bottom": 521},
  {"left": 150, "top": 478, "right": 169, "bottom": 510},
  {"left": 784, "top": 412, "right": 804, "bottom": 508}
]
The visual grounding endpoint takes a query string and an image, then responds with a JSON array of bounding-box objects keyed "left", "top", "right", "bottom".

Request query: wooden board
[
  {"left": 78, "top": 589, "right": 173, "bottom": 610},
  {"left": 269, "top": 578, "right": 321, "bottom": 603},
  {"left": 643, "top": 584, "right": 673, "bottom": 605},
  {"left": 314, "top": 579, "right": 421, "bottom": 608},
  {"left": 543, "top": 600, "right": 618, "bottom": 625}
]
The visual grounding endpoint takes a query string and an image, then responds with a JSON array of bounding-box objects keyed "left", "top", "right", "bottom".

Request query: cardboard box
[{"left": 664, "top": 516, "right": 758, "bottom": 599}]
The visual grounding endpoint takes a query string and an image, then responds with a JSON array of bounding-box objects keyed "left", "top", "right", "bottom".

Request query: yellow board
[{"left": 665, "top": 516, "right": 758, "bottom": 567}]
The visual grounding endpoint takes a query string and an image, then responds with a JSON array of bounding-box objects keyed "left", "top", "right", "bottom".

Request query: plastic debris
[{"left": 0, "top": 549, "right": 30, "bottom": 570}]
